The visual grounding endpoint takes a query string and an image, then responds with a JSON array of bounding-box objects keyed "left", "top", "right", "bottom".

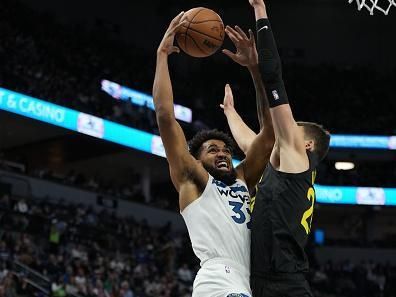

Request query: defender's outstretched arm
[
  {"left": 250, "top": 0, "right": 309, "bottom": 172},
  {"left": 220, "top": 84, "right": 257, "bottom": 155},
  {"left": 222, "top": 25, "right": 274, "bottom": 192}
]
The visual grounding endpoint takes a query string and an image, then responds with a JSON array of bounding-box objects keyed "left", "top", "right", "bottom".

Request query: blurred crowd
[
  {"left": 30, "top": 168, "right": 145, "bottom": 204},
  {"left": 0, "top": 158, "right": 179, "bottom": 211},
  {"left": 0, "top": 193, "right": 197, "bottom": 297},
  {"left": 2, "top": 156, "right": 396, "bottom": 249},
  {"left": 0, "top": 0, "right": 158, "bottom": 133},
  {"left": 1, "top": 192, "right": 396, "bottom": 297},
  {"left": 310, "top": 260, "right": 396, "bottom": 297}
]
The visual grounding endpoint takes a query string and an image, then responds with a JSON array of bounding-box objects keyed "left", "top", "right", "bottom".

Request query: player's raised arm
[
  {"left": 223, "top": 25, "right": 274, "bottom": 192},
  {"left": 153, "top": 12, "right": 207, "bottom": 192},
  {"left": 220, "top": 83, "right": 257, "bottom": 155},
  {"left": 250, "top": 0, "right": 310, "bottom": 172}
]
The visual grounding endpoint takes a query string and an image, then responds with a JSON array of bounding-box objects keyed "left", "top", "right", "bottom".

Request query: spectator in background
[
  {"left": 0, "top": 195, "right": 11, "bottom": 210},
  {"left": 65, "top": 277, "right": 78, "bottom": 296},
  {"left": 119, "top": 280, "right": 134, "bottom": 297},
  {"left": 0, "top": 243, "right": 9, "bottom": 261},
  {"left": 14, "top": 199, "right": 28, "bottom": 214},
  {"left": 51, "top": 275, "right": 66, "bottom": 297},
  {"left": 0, "top": 264, "right": 8, "bottom": 283},
  {"left": 177, "top": 263, "right": 193, "bottom": 286},
  {"left": 49, "top": 220, "right": 61, "bottom": 254},
  {"left": 2, "top": 273, "right": 16, "bottom": 297}
]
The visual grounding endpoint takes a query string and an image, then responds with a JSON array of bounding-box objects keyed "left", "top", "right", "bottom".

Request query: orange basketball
[{"left": 176, "top": 7, "right": 225, "bottom": 58}]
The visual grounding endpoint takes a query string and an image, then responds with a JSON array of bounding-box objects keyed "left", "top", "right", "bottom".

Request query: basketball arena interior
[{"left": 1, "top": 0, "right": 396, "bottom": 296}]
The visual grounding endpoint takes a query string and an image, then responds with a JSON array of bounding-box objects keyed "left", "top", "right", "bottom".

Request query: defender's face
[{"left": 198, "top": 139, "right": 233, "bottom": 174}]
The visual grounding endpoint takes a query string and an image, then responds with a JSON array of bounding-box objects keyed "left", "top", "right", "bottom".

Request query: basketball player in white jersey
[{"left": 153, "top": 13, "right": 274, "bottom": 297}]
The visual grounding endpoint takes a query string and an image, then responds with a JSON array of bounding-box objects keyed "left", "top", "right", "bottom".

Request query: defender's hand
[
  {"left": 220, "top": 84, "right": 236, "bottom": 114},
  {"left": 249, "top": 0, "right": 267, "bottom": 19},
  {"left": 157, "top": 12, "right": 186, "bottom": 56},
  {"left": 222, "top": 26, "right": 258, "bottom": 68},
  {"left": 249, "top": 0, "right": 265, "bottom": 8}
]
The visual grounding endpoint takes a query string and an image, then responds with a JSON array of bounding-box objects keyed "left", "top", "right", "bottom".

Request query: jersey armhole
[{"left": 180, "top": 175, "right": 214, "bottom": 215}]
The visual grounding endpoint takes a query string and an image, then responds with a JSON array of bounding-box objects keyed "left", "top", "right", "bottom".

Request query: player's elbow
[
  {"left": 261, "top": 72, "right": 282, "bottom": 86},
  {"left": 259, "top": 61, "right": 283, "bottom": 84},
  {"left": 153, "top": 99, "right": 173, "bottom": 122},
  {"left": 155, "top": 109, "right": 174, "bottom": 124}
]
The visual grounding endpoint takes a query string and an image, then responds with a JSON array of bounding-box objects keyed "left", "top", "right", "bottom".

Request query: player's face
[
  {"left": 198, "top": 139, "right": 236, "bottom": 185},
  {"left": 199, "top": 140, "right": 232, "bottom": 172}
]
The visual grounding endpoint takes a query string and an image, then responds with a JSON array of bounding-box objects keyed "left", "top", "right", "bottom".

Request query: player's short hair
[
  {"left": 188, "top": 129, "right": 235, "bottom": 159},
  {"left": 297, "top": 121, "right": 330, "bottom": 162}
]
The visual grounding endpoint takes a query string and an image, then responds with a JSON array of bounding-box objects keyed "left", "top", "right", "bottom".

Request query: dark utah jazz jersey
[{"left": 251, "top": 151, "right": 318, "bottom": 278}]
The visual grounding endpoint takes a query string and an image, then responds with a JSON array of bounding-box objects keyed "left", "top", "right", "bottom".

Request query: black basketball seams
[
  {"left": 184, "top": 8, "right": 206, "bottom": 54},
  {"left": 189, "top": 19, "right": 222, "bottom": 24},
  {"left": 185, "top": 33, "right": 209, "bottom": 56},
  {"left": 186, "top": 26, "right": 224, "bottom": 42}
]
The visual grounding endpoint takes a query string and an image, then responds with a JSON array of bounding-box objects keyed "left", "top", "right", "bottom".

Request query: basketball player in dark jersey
[{"left": 222, "top": 1, "right": 331, "bottom": 296}]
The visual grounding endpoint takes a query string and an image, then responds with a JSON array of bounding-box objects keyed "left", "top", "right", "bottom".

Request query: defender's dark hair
[
  {"left": 297, "top": 121, "right": 330, "bottom": 162},
  {"left": 188, "top": 129, "right": 235, "bottom": 159}
]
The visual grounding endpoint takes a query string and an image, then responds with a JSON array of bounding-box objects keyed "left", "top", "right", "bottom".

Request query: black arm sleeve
[{"left": 256, "top": 18, "right": 289, "bottom": 107}]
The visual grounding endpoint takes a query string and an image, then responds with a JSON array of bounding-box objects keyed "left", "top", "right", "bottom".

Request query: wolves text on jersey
[{"left": 212, "top": 179, "right": 251, "bottom": 228}]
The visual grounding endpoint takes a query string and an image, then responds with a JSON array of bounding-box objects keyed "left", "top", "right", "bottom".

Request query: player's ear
[{"left": 305, "top": 140, "right": 314, "bottom": 151}]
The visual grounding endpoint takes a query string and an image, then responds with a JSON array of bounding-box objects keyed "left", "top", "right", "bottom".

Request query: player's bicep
[
  {"left": 270, "top": 104, "right": 304, "bottom": 150},
  {"left": 240, "top": 129, "right": 257, "bottom": 155},
  {"left": 224, "top": 107, "right": 257, "bottom": 155},
  {"left": 235, "top": 127, "right": 257, "bottom": 156}
]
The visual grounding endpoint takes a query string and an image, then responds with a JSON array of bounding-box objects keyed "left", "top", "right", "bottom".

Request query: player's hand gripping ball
[{"left": 176, "top": 7, "right": 225, "bottom": 58}]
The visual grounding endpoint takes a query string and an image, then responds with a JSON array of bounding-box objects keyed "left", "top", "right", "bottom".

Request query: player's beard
[{"left": 203, "top": 164, "right": 237, "bottom": 186}]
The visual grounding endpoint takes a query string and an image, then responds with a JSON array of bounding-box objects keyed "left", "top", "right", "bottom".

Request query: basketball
[{"left": 176, "top": 7, "right": 225, "bottom": 58}]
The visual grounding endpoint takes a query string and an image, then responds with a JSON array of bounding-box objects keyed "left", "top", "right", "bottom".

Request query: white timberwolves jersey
[{"left": 181, "top": 175, "right": 251, "bottom": 270}]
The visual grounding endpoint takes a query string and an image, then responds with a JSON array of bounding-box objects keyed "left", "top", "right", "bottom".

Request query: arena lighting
[
  {"left": 315, "top": 185, "right": 396, "bottom": 206},
  {"left": 330, "top": 134, "right": 396, "bottom": 150},
  {"left": 0, "top": 87, "right": 237, "bottom": 164},
  {"left": 335, "top": 162, "right": 355, "bottom": 170},
  {"left": 1, "top": 87, "right": 396, "bottom": 206},
  {"left": 101, "top": 79, "right": 192, "bottom": 123}
]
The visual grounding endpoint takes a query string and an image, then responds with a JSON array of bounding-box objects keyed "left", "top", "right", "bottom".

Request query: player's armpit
[
  {"left": 269, "top": 104, "right": 299, "bottom": 143},
  {"left": 270, "top": 105, "right": 309, "bottom": 172},
  {"left": 156, "top": 115, "right": 208, "bottom": 192}
]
